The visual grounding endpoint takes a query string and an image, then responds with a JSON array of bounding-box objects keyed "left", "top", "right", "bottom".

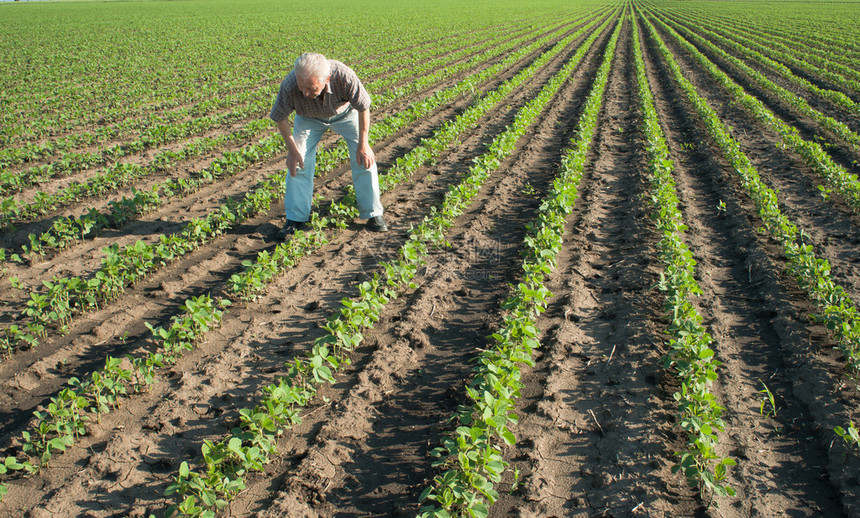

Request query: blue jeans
[{"left": 285, "top": 107, "right": 383, "bottom": 222}]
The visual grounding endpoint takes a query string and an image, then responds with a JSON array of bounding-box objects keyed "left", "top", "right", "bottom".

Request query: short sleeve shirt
[{"left": 269, "top": 60, "right": 371, "bottom": 121}]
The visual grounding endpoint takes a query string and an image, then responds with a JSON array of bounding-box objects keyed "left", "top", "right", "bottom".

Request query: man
[{"left": 269, "top": 52, "right": 387, "bottom": 239}]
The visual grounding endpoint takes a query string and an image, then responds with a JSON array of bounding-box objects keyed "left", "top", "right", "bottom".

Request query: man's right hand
[{"left": 286, "top": 149, "right": 304, "bottom": 177}]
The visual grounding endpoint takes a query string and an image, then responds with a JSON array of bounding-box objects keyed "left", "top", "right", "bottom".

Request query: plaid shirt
[{"left": 269, "top": 60, "right": 371, "bottom": 121}]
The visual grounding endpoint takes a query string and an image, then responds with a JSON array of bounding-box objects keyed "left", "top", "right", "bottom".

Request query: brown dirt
[
  {"left": 2, "top": 7, "right": 860, "bottom": 518},
  {"left": 641, "top": 12, "right": 860, "bottom": 516},
  {"left": 492, "top": 19, "right": 697, "bottom": 517}
]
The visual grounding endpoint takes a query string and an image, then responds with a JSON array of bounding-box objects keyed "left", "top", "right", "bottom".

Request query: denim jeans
[{"left": 285, "top": 107, "right": 383, "bottom": 222}]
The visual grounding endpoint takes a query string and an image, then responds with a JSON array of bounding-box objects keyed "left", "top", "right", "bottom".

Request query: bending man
[{"left": 270, "top": 52, "right": 386, "bottom": 238}]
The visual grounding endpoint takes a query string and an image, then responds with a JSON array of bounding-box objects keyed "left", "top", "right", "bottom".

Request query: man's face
[{"left": 297, "top": 73, "right": 329, "bottom": 98}]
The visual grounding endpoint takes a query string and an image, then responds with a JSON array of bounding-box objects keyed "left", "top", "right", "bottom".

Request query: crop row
[
  {"left": 161, "top": 14, "right": 615, "bottom": 514},
  {"left": 1, "top": 94, "right": 273, "bottom": 196},
  {"left": 0, "top": 6, "right": 547, "bottom": 147},
  {"left": 641, "top": 8, "right": 860, "bottom": 452},
  {"left": 644, "top": 12, "right": 860, "bottom": 214},
  {"left": 0, "top": 10, "right": 602, "bottom": 500},
  {"left": 0, "top": 20, "right": 528, "bottom": 173},
  {"left": 724, "top": 8, "right": 860, "bottom": 61},
  {"left": 0, "top": 16, "right": 524, "bottom": 180},
  {"left": 656, "top": 12, "right": 860, "bottom": 151},
  {"left": 233, "top": 13, "right": 607, "bottom": 301},
  {"left": 0, "top": 19, "right": 530, "bottom": 230},
  {"left": 654, "top": 2, "right": 860, "bottom": 75},
  {"left": 0, "top": 87, "right": 269, "bottom": 173},
  {"left": 660, "top": 9, "right": 860, "bottom": 115},
  {"left": 13, "top": 118, "right": 272, "bottom": 259},
  {"left": 0, "top": 11, "right": 599, "bottom": 355},
  {"left": 418, "top": 9, "right": 620, "bottom": 517},
  {"left": 747, "top": 18, "right": 860, "bottom": 66},
  {"left": 656, "top": 3, "right": 860, "bottom": 95},
  {"left": 2, "top": 17, "right": 554, "bottom": 259},
  {"left": 632, "top": 9, "right": 734, "bottom": 500},
  {"left": 0, "top": 108, "right": 272, "bottom": 232}
]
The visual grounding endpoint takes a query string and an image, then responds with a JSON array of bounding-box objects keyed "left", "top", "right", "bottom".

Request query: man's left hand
[{"left": 357, "top": 142, "right": 375, "bottom": 169}]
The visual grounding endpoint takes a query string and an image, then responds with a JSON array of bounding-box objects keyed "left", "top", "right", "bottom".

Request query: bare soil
[{"left": 2, "top": 8, "right": 860, "bottom": 518}]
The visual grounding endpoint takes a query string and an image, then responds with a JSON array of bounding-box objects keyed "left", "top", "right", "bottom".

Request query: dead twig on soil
[
  {"left": 604, "top": 344, "right": 616, "bottom": 368},
  {"left": 588, "top": 409, "right": 604, "bottom": 436}
]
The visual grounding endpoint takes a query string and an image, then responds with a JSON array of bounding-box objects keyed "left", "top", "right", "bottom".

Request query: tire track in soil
[
  {"left": 0, "top": 16, "right": 606, "bottom": 517},
  {"left": 232, "top": 16, "right": 618, "bottom": 518},
  {"left": 642, "top": 13, "right": 860, "bottom": 516},
  {"left": 646, "top": 17, "right": 860, "bottom": 305},
  {"left": 0, "top": 17, "right": 588, "bottom": 441},
  {"left": 492, "top": 21, "right": 699, "bottom": 518}
]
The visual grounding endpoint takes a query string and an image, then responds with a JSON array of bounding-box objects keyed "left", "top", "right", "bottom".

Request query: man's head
[{"left": 294, "top": 52, "right": 330, "bottom": 99}]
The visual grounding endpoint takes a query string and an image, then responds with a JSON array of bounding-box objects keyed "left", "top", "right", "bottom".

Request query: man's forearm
[
  {"left": 276, "top": 118, "right": 300, "bottom": 154},
  {"left": 358, "top": 109, "right": 371, "bottom": 145}
]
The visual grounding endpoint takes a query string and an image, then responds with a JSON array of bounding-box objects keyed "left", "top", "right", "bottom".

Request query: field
[{"left": 1, "top": 0, "right": 860, "bottom": 516}]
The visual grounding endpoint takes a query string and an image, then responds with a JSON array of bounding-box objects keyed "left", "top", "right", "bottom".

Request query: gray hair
[{"left": 294, "top": 52, "right": 330, "bottom": 81}]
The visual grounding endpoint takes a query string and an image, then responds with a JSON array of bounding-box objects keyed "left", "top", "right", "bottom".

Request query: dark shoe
[
  {"left": 276, "top": 220, "right": 305, "bottom": 240},
  {"left": 365, "top": 215, "right": 388, "bottom": 232}
]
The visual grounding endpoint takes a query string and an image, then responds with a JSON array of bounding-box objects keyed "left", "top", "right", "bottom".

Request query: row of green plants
[
  {"left": 0, "top": 86, "right": 270, "bottom": 171},
  {"left": 0, "top": 95, "right": 273, "bottom": 197},
  {"left": 418, "top": 10, "right": 622, "bottom": 517},
  {"left": 0, "top": 294, "right": 230, "bottom": 500},
  {"left": 656, "top": 12, "right": 860, "bottom": 152},
  {"left": 2, "top": 73, "right": 268, "bottom": 152},
  {"left": 0, "top": 19, "right": 354, "bottom": 145},
  {"left": 2, "top": 80, "right": 252, "bottom": 150},
  {"left": 1, "top": 5, "right": 539, "bottom": 148},
  {"left": 163, "top": 10, "right": 617, "bottom": 513},
  {"left": 0, "top": 11, "right": 597, "bottom": 353},
  {"left": 5, "top": 18, "right": 549, "bottom": 258},
  {"left": 651, "top": 1, "right": 860, "bottom": 90},
  {"left": 701, "top": 7, "right": 860, "bottom": 65},
  {"left": 297, "top": 13, "right": 595, "bottom": 192},
  {"left": 364, "top": 16, "right": 550, "bottom": 104},
  {"left": 660, "top": 9, "right": 859, "bottom": 115},
  {"left": 228, "top": 10, "right": 607, "bottom": 300},
  {"left": 0, "top": 133, "right": 284, "bottom": 355},
  {"left": 0, "top": 201, "right": 346, "bottom": 497},
  {"left": 751, "top": 20, "right": 860, "bottom": 68},
  {"left": 644, "top": 12, "right": 860, "bottom": 215},
  {"left": 12, "top": 118, "right": 272, "bottom": 258},
  {"left": 0, "top": 86, "right": 271, "bottom": 181},
  {"left": 371, "top": 12, "right": 608, "bottom": 192},
  {"left": 632, "top": 10, "right": 735, "bottom": 500},
  {"left": 641, "top": 9, "right": 860, "bottom": 458},
  {"left": 0, "top": 19, "right": 521, "bottom": 173},
  {"left": 1, "top": 47, "right": 419, "bottom": 232},
  {"left": 228, "top": 8, "right": 608, "bottom": 303},
  {"left": 0, "top": 11, "right": 600, "bottom": 498},
  {"left": 222, "top": 5, "right": 611, "bottom": 301},
  {"left": 0, "top": 112, "right": 274, "bottom": 232},
  {"left": 664, "top": 5, "right": 860, "bottom": 95},
  {"left": 745, "top": 30, "right": 860, "bottom": 87},
  {"left": 227, "top": 11, "right": 608, "bottom": 303}
]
